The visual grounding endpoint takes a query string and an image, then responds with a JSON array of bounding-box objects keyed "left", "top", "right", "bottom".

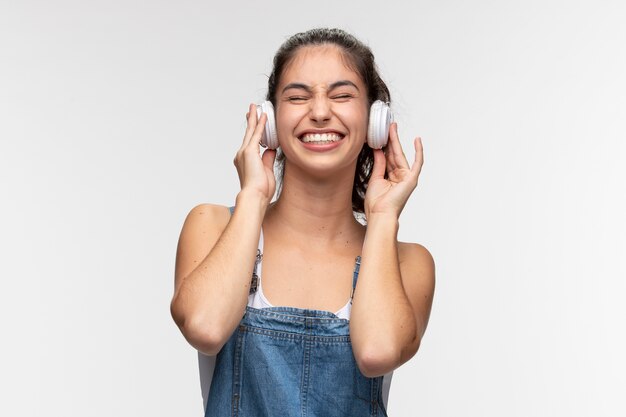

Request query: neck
[{"left": 264, "top": 161, "right": 364, "bottom": 245}]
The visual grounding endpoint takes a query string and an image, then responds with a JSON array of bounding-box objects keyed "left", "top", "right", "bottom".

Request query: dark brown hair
[{"left": 266, "top": 28, "right": 391, "bottom": 213}]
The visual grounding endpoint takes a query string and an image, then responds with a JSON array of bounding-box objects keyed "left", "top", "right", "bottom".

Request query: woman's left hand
[{"left": 364, "top": 122, "right": 424, "bottom": 220}]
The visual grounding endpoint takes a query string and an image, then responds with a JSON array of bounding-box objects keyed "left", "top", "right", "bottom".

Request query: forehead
[{"left": 279, "top": 45, "right": 364, "bottom": 87}]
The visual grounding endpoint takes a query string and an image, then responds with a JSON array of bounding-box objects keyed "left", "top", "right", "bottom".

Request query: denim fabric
[{"left": 205, "top": 303, "right": 388, "bottom": 417}]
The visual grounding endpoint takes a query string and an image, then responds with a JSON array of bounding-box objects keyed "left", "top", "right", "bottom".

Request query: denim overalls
[{"left": 204, "top": 208, "right": 388, "bottom": 416}]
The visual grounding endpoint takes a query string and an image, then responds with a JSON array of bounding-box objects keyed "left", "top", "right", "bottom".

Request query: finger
[
  {"left": 261, "top": 148, "right": 276, "bottom": 171},
  {"left": 370, "top": 149, "right": 387, "bottom": 180},
  {"left": 410, "top": 137, "right": 424, "bottom": 178},
  {"left": 384, "top": 141, "right": 397, "bottom": 172},
  {"left": 248, "top": 112, "right": 267, "bottom": 149},
  {"left": 241, "top": 103, "right": 258, "bottom": 147},
  {"left": 389, "top": 123, "right": 410, "bottom": 169}
]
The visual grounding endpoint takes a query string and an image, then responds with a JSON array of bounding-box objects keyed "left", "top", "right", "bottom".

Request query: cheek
[
  {"left": 338, "top": 107, "right": 369, "bottom": 133},
  {"left": 274, "top": 112, "right": 287, "bottom": 140},
  {"left": 275, "top": 107, "right": 300, "bottom": 136},
  {"left": 276, "top": 117, "right": 293, "bottom": 143}
]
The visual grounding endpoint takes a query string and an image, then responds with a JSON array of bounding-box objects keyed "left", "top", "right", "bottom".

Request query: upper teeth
[{"left": 300, "top": 133, "right": 343, "bottom": 143}]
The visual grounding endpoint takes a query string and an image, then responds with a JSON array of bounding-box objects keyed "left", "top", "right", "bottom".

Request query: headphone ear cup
[
  {"left": 367, "top": 100, "right": 393, "bottom": 149},
  {"left": 256, "top": 101, "right": 279, "bottom": 149}
]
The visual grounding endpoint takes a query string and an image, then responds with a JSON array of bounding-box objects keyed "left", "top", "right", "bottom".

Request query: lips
[
  {"left": 299, "top": 132, "right": 344, "bottom": 143},
  {"left": 297, "top": 130, "right": 345, "bottom": 144}
]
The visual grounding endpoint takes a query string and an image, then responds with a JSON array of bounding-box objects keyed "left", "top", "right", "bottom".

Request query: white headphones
[{"left": 256, "top": 100, "right": 393, "bottom": 150}]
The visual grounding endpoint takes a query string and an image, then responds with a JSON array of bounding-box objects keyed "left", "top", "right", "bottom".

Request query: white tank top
[{"left": 199, "top": 227, "right": 394, "bottom": 411}]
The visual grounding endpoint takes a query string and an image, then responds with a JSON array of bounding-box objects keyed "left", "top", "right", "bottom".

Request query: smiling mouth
[{"left": 298, "top": 133, "right": 345, "bottom": 144}]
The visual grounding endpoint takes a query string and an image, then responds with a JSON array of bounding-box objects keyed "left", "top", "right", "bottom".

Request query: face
[{"left": 274, "top": 45, "right": 369, "bottom": 177}]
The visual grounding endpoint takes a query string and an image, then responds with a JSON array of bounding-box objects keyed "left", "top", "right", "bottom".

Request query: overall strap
[
  {"left": 228, "top": 206, "right": 235, "bottom": 215},
  {"left": 350, "top": 256, "right": 361, "bottom": 300}
]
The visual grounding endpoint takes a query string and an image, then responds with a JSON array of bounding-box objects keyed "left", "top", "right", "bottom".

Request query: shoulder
[
  {"left": 398, "top": 242, "right": 435, "bottom": 272},
  {"left": 174, "top": 203, "right": 231, "bottom": 286},
  {"left": 178, "top": 203, "right": 232, "bottom": 249},
  {"left": 182, "top": 203, "right": 231, "bottom": 230},
  {"left": 397, "top": 242, "right": 436, "bottom": 338}
]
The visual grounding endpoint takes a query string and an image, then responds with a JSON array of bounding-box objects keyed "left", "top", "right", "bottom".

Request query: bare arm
[
  {"left": 170, "top": 105, "right": 276, "bottom": 355},
  {"left": 350, "top": 123, "right": 435, "bottom": 377},
  {"left": 350, "top": 216, "right": 435, "bottom": 377},
  {"left": 170, "top": 194, "right": 267, "bottom": 355}
]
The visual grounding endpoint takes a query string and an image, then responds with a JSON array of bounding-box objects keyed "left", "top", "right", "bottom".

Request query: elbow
[
  {"left": 355, "top": 344, "right": 399, "bottom": 378},
  {"left": 170, "top": 298, "right": 227, "bottom": 356},
  {"left": 355, "top": 337, "right": 422, "bottom": 378},
  {"left": 184, "top": 321, "right": 227, "bottom": 356}
]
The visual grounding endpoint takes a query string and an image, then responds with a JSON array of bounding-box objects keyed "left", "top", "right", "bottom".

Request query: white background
[{"left": 1, "top": 0, "right": 625, "bottom": 416}]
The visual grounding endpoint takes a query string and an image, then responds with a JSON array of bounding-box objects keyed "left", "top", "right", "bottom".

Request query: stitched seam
[
  {"left": 242, "top": 326, "right": 351, "bottom": 343},
  {"left": 245, "top": 307, "right": 349, "bottom": 323}
]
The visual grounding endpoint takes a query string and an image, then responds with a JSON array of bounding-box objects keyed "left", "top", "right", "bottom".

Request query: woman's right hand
[{"left": 233, "top": 104, "right": 277, "bottom": 205}]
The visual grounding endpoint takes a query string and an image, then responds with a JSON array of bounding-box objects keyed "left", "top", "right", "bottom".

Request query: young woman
[{"left": 171, "top": 28, "right": 435, "bottom": 416}]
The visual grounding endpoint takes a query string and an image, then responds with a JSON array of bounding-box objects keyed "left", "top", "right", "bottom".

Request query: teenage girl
[{"left": 171, "top": 28, "right": 436, "bottom": 416}]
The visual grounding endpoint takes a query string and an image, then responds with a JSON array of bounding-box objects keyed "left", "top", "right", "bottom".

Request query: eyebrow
[{"left": 281, "top": 80, "right": 360, "bottom": 94}]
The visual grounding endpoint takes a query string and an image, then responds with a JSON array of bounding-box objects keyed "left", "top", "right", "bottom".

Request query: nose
[{"left": 309, "top": 95, "right": 331, "bottom": 123}]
